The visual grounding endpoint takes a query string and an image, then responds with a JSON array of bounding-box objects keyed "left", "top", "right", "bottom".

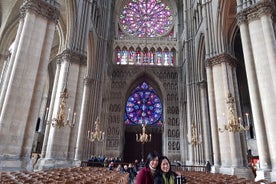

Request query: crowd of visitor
[
  {"left": 103, "top": 151, "right": 187, "bottom": 184},
  {"left": 87, "top": 152, "right": 220, "bottom": 183}
]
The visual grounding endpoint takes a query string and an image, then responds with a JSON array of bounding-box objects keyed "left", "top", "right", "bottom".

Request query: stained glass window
[
  {"left": 156, "top": 49, "right": 162, "bottom": 65},
  {"left": 116, "top": 48, "right": 121, "bottom": 64},
  {"left": 125, "top": 82, "right": 163, "bottom": 126},
  {"left": 136, "top": 49, "right": 141, "bottom": 64},
  {"left": 129, "top": 49, "right": 135, "bottom": 64},
  {"left": 121, "top": 49, "right": 128, "bottom": 64},
  {"left": 119, "top": 0, "right": 174, "bottom": 37}
]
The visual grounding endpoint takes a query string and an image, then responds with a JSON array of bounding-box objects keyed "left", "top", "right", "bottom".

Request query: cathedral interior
[{"left": 0, "top": 0, "right": 276, "bottom": 182}]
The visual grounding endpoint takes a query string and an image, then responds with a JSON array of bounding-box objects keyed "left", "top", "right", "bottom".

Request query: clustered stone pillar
[
  {"left": 45, "top": 52, "right": 72, "bottom": 159},
  {"left": 38, "top": 50, "right": 85, "bottom": 170},
  {"left": 206, "top": 53, "right": 252, "bottom": 177},
  {"left": 40, "top": 59, "right": 61, "bottom": 159},
  {"left": 200, "top": 82, "right": 213, "bottom": 163},
  {"left": 74, "top": 77, "right": 93, "bottom": 161},
  {"left": 205, "top": 66, "right": 220, "bottom": 167},
  {"left": 237, "top": 1, "right": 276, "bottom": 180},
  {"left": 0, "top": 0, "right": 59, "bottom": 171}
]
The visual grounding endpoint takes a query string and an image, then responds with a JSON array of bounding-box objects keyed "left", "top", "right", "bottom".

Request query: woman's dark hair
[
  {"left": 145, "top": 151, "right": 160, "bottom": 168},
  {"left": 157, "top": 156, "right": 172, "bottom": 173}
]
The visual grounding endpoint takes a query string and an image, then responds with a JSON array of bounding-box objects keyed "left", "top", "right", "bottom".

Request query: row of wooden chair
[
  {"left": 177, "top": 171, "right": 274, "bottom": 184},
  {"left": 0, "top": 167, "right": 129, "bottom": 184},
  {"left": 1, "top": 166, "right": 275, "bottom": 183}
]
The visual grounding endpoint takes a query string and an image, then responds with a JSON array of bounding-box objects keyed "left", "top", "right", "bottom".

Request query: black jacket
[{"left": 154, "top": 170, "right": 178, "bottom": 184}]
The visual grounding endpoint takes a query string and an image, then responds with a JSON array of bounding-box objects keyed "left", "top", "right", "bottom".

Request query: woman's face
[
  {"left": 149, "top": 157, "right": 159, "bottom": 169},
  {"left": 160, "top": 159, "right": 170, "bottom": 173}
]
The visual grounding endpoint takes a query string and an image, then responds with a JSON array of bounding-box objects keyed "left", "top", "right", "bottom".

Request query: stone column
[
  {"left": 0, "top": 0, "right": 59, "bottom": 171},
  {"left": 238, "top": 0, "right": 275, "bottom": 179},
  {"left": 40, "top": 59, "right": 61, "bottom": 158},
  {"left": 206, "top": 66, "right": 220, "bottom": 167},
  {"left": 221, "top": 60, "right": 243, "bottom": 167},
  {"left": 38, "top": 49, "right": 85, "bottom": 169},
  {"left": 200, "top": 82, "right": 212, "bottom": 163},
  {"left": 74, "top": 77, "right": 93, "bottom": 161},
  {"left": 206, "top": 54, "right": 251, "bottom": 178},
  {"left": 186, "top": 68, "right": 193, "bottom": 164},
  {"left": 0, "top": 19, "right": 24, "bottom": 113},
  {"left": 247, "top": 5, "right": 276, "bottom": 171},
  {"left": 45, "top": 55, "right": 71, "bottom": 160},
  {"left": 260, "top": 6, "right": 276, "bottom": 97},
  {"left": 207, "top": 55, "right": 231, "bottom": 168}
]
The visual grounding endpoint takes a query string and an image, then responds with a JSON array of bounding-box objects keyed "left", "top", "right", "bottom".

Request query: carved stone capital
[
  {"left": 20, "top": 0, "right": 60, "bottom": 23},
  {"left": 83, "top": 77, "right": 96, "bottom": 86},
  {"left": 205, "top": 53, "right": 237, "bottom": 68},
  {"left": 57, "top": 49, "right": 87, "bottom": 65},
  {"left": 237, "top": 1, "right": 275, "bottom": 25}
]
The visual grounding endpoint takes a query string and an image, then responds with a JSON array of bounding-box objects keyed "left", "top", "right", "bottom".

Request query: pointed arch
[
  {"left": 197, "top": 33, "right": 206, "bottom": 81},
  {"left": 64, "top": 0, "right": 78, "bottom": 49},
  {"left": 215, "top": 0, "right": 237, "bottom": 54},
  {"left": 87, "top": 30, "right": 96, "bottom": 76}
]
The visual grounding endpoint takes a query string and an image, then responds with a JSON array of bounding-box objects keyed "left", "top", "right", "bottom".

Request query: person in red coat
[{"left": 136, "top": 151, "right": 160, "bottom": 184}]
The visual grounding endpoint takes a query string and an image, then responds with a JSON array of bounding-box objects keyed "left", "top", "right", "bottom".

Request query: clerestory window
[{"left": 115, "top": 0, "right": 177, "bottom": 66}]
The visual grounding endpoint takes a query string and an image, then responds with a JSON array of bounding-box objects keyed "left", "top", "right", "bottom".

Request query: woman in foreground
[
  {"left": 154, "top": 156, "right": 186, "bottom": 184},
  {"left": 136, "top": 151, "right": 160, "bottom": 184}
]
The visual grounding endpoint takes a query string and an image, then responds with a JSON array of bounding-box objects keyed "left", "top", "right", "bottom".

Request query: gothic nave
[{"left": 0, "top": 0, "right": 276, "bottom": 182}]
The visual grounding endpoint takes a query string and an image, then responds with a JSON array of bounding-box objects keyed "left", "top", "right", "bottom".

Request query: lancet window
[{"left": 116, "top": 47, "right": 176, "bottom": 66}]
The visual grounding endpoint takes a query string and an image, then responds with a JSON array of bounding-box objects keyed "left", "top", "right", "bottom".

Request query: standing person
[
  {"left": 206, "top": 161, "right": 211, "bottom": 173},
  {"left": 136, "top": 151, "right": 160, "bottom": 184},
  {"left": 139, "top": 158, "right": 145, "bottom": 169},
  {"left": 154, "top": 156, "right": 186, "bottom": 184},
  {"left": 127, "top": 163, "right": 137, "bottom": 184},
  {"left": 134, "top": 159, "right": 139, "bottom": 172}
]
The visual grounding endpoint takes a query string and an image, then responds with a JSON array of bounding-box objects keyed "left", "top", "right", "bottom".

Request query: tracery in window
[
  {"left": 119, "top": 0, "right": 174, "bottom": 37},
  {"left": 125, "top": 82, "right": 163, "bottom": 126}
]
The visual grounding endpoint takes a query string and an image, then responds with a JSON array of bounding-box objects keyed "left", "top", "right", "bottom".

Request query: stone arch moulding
[
  {"left": 87, "top": 30, "right": 97, "bottom": 76},
  {"left": 124, "top": 71, "right": 165, "bottom": 102}
]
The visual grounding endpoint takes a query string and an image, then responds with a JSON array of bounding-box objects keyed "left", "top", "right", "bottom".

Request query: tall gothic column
[
  {"left": 0, "top": 18, "right": 24, "bottom": 112},
  {"left": 38, "top": 50, "right": 85, "bottom": 169},
  {"left": 74, "top": 77, "right": 92, "bottom": 161},
  {"left": 200, "top": 82, "right": 212, "bottom": 163},
  {"left": 206, "top": 66, "right": 220, "bottom": 167},
  {"left": 206, "top": 54, "right": 253, "bottom": 178},
  {"left": 247, "top": 5, "right": 276, "bottom": 174},
  {"left": 40, "top": 58, "right": 61, "bottom": 158},
  {"left": 0, "top": 0, "right": 59, "bottom": 171},
  {"left": 237, "top": 1, "right": 275, "bottom": 180}
]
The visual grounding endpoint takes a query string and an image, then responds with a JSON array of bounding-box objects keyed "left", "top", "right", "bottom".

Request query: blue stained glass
[{"left": 125, "top": 82, "right": 163, "bottom": 125}]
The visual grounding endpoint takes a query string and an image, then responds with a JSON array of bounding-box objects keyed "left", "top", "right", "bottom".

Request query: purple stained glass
[
  {"left": 125, "top": 82, "right": 163, "bottom": 125},
  {"left": 119, "top": 0, "right": 173, "bottom": 37}
]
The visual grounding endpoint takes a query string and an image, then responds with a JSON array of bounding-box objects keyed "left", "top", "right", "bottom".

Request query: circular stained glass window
[
  {"left": 125, "top": 82, "right": 163, "bottom": 125},
  {"left": 119, "top": 0, "right": 174, "bottom": 37}
]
